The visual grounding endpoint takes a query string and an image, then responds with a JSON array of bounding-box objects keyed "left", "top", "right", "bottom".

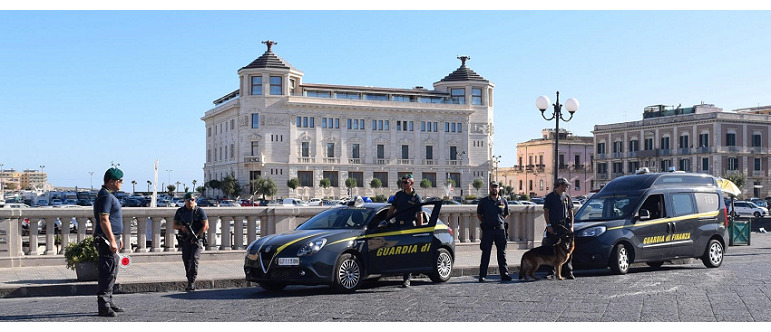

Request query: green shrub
[
  {"left": 373, "top": 194, "right": 388, "bottom": 203},
  {"left": 64, "top": 237, "right": 98, "bottom": 270}
]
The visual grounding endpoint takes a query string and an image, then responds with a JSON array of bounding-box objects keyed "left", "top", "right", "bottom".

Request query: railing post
[
  {"left": 206, "top": 217, "right": 219, "bottom": 251},
  {"left": 233, "top": 216, "right": 245, "bottom": 250},
  {"left": 246, "top": 216, "right": 258, "bottom": 245},
  {"left": 164, "top": 217, "right": 177, "bottom": 252},
  {"left": 44, "top": 218, "right": 56, "bottom": 255},
  {"left": 60, "top": 218, "right": 72, "bottom": 254},
  {"left": 136, "top": 217, "right": 148, "bottom": 253},
  {"left": 470, "top": 213, "right": 480, "bottom": 243},
  {"left": 459, "top": 213, "right": 470, "bottom": 243},
  {"left": 220, "top": 216, "right": 233, "bottom": 250},
  {"left": 27, "top": 219, "right": 39, "bottom": 255},
  {"left": 16, "top": 218, "right": 25, "bottom": 257},
  {"left": 150, "top": 217, "right": 163, "bottom": 252},
  {"left": 121, "top": 217, "right": 132, "bottom": 254},
  {"left": 76, "top": 217, "right": 88, "bottom": 243}
]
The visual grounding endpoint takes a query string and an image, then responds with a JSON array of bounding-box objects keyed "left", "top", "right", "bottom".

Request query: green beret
[
  {"left": 104, "top": 167, "right": 123, "bottom": 181},
  {"left": 183, "top": 192, "right": 197, "bottom": 200},
  {"left": 489, "top": 181, "right": 499, "bottom": 187}
]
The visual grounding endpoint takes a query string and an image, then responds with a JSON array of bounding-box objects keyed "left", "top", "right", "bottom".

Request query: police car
[
  {"left": 572, "top": 172, "right": 727, "bottom": 274},
  {"left": 244, "top": 198, "right": 454, "bottom": 293}
]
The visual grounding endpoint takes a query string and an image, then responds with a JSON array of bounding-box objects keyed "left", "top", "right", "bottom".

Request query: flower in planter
[{"left": 64, "top": 237, "right": 98, "bottom": 270}]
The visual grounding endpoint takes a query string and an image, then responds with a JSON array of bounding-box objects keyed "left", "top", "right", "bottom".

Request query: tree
[
  {"left": 207, "top": 179, "right": 221, "bottom": 197},
  {"left": 220, "top": 174, "right": 242, "bottom": 199},
  {"left": 287, "top": 177, "right": 300, "bottom": 196},
  {"left": 345, "top": 177, "right": 357, "bottom": 196},
  {"left": 370, "top": 178, "right": 382, "bottom": 195},
  {"left": 472, "top": 178, "right": 485, "bottom": 196},
  {"left": 196, "top": 186, "right": 206, "bottom": 196},
  {"left": 6, "top": 183, "right": 17, "bottom": 191},
  {"left": 191, "top": 180, "right": 197, "bottom": 191},
  {"left": 130, "top": 180, "right": 137, "bottom": 193},
  {"left": 319, "top": 178, "right": 331, "bottom": 198},
  {"left": 446, "top": 178, "right": 456, "bottom": 187},
  {"left": 420, "top": 179, "right": 432, "bottom": 190},
  {"left": 167, "top": 184, "right": 176, "bottom": 196},
  {"left": 252, "top": 177, "right": 278, "bottom": 200}
]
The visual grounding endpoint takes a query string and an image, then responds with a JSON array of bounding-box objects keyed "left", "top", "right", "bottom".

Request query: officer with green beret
[
  {"left": 93, "top": 167, "right": 125, "bottom": 317},
  {"left": 173, "top": 192, "right": 209, "bottom": 291}
]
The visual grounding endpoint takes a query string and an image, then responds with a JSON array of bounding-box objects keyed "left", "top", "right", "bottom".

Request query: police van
[{"left": 572, "top": 172, "right": 727, "bottom": 274}]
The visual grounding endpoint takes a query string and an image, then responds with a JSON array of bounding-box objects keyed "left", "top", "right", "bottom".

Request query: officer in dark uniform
[
  {"left": 93, "top": 167, "right": 125, "bottom": 317},
  {"left": 476, "top": 181, "right": 512, "bottom": 282},
  {"left": 387, "top": 174, "right": 423, "bottom": 288},
  {"left": 543, "top": 177, "right": 575, "bottom": 279},
  {"left": 173, "top": 192, "right": 209, "bottom": 291}
]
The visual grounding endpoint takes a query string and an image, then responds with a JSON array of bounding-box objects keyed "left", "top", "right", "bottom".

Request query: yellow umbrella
[{"left": 717, "top": 178, "right": 741, "bottom": 197}]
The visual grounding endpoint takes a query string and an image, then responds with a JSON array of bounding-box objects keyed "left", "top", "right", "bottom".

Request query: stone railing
[{"left": 0, "top": 205, "right": 545, "bottom": 268}]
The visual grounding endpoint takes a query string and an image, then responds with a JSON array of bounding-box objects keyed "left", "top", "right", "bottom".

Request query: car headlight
[
  {"left": 297, "top": 238, "right": 327, "bottom": 256},
  {"left": 576, "top": 225, "right": 606, "bottom": 237}
]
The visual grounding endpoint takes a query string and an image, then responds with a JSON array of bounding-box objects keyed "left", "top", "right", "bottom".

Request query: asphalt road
[{"left": 2, "top": 237, "right": 771, "bottom": 323}]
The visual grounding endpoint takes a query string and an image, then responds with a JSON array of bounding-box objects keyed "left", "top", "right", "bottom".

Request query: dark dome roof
[
  {"left": 241, "top": 50, "right": 294, "bottom": 70},
  {"left": 438, "top": 56, "right": 488, "bottom": 83}
]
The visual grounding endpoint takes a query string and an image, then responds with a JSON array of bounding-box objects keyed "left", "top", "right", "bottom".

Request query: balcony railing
[
  {"left": 322, "top": 158, "right": 340, "bottom": 164},
  {"left": 446, "top": 160, "right": 461, "bottom": 166},
  {"left": 659, "top": 149, "right": 671, "bottom": 156},
  {"left": 0, "top": 205, "right": 548, "bottom": 268},
  {"left": 423, "top": 160, "right": 436, "bottom": 165},
  {"left": 752, "top": 170, "right": 765, "bottom": 177},
  {"left": 397, "top": 159, "right": 413, "bottom": 165},
  {"left": 348, "top": 158, "right": 362, "bottom": 164},
  {"left": 298, "top": 157, "right": 316, "bottom": 163},
  {"left": 376, "top": 159, "right": 389, "bottom": 165},
  {"left": 596, "top": 173, "right": 608, "bottom": 180}
]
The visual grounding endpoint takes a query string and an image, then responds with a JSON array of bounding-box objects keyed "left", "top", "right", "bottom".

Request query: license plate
[{"left": 277, "top": 257, "right": 299, "bottom": 266}]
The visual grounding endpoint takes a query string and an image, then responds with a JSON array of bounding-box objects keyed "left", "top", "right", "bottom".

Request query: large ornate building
[
  {"left": 593, "top": 103, "right": 771, "bottom": 198},
  {"left": 202, "top": 41, "right": 497, "bottom": 199}
]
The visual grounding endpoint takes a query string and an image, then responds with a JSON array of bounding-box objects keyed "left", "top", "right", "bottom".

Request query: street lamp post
[
  {"left": 491, "top": 155, "right": 501, "bottom": 183},
  {"left": 39, "top": 165, "right": 45, "bottom": 190},
  {"left": 89, "top": 171, "right": 94, "bottom": 190},
  {"left": 166, "top": 169, "right": 172, "bottom": 192},
  {"left": 536, "top": 91, "right": 579, "bottom": 187}
]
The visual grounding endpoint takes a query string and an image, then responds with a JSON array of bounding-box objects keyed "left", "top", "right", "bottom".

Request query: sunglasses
[
  {"left": 185, "top": 198, "right": 196, "bottom": 202},
  {"left": 115, "top": 179, "right": 123, "bottom": 183},
  {"left": 402, "top": 181, "right": 411, "bottom": 184}
]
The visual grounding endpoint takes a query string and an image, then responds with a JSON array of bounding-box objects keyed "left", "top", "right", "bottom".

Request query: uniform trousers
[
  {"left": 96, "top": 237, "right": 120, "bottom": 312},
  {"left": 479, "top": 227, "right": 508, "bottom": 277},
  {"left": 181, "top": 238, "right": 203, "bottom": 283}
]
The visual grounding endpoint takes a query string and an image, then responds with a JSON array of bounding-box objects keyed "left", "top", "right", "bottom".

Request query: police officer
[
  {"left": 387, "top": 174, "right": 424, "bottom": 288},
  {"left": 173, "top": 192, "right": 209, "bottom": 291},
  {"left": 93, "top": 167, "right": 125, "bottom": 317},
  {"left": 476, "top": 181, "right": 512, "bottom": 282},
  {"left": 543, "top": 177, "right": 575, "bottom": 279}
]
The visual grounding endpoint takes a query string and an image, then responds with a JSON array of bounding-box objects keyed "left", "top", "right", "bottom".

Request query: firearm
[{"left": 179, "top": 219, "right": 207, "bottom": 247}]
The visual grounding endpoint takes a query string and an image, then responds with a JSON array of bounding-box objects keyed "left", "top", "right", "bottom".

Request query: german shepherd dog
[{"left": 519, "top": 229, "right": 575, "bottom": 281}]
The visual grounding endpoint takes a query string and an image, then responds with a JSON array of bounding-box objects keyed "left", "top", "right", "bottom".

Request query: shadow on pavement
[{"left": 0, "top": 312, "right": 94, "bottom": 321}]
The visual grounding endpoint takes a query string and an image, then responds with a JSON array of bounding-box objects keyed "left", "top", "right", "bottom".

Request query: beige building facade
[
  {"left": 202, "top": 42, "right": 497, "bottom": 200},
  {"left": 593, "top": 103, "right": 771, "bottom": 198},
  {"left": 499, "top": 129, "right": 595, "bottom": 198}
]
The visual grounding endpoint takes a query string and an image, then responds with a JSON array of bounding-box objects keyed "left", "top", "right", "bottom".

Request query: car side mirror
[{"left": 638, "top": 209, "right": 651, "bottom": 221}]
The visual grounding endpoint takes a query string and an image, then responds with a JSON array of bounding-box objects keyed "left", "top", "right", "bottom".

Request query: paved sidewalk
[{"left": 0, "top": 241, "right": 527, "bottom": 298}]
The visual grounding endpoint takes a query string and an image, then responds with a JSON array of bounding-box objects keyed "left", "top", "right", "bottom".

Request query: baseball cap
[
  {"left": 489, "top": 181, "right": 500, "bottom": 187},
  {"left": 555, "top": 178, "right": 570, "bottom": 186},
  {"left": 183, "top": 192, "right": 197, "bottom": 200},
  {"left": 104, "top": 167, "right": 123, "bottom": 181},
  {"left": 401, "top": 174, "right": 414, "bottom": 180}
]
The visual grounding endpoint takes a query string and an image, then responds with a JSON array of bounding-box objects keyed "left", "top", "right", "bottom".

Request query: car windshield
[
  {"left": 575, "top": 194, "right": 640, "bottom": 222},
  {"left": 296, "top": 208, "right": 375, "bottom": 230}
]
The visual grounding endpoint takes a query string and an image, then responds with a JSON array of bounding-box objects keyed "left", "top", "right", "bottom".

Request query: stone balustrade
[{"left": 0, "top": 205, "right": 545, "bottom": 268}]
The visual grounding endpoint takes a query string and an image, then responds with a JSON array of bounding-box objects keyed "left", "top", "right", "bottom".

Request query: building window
[
  {"left": 349, "top": 172, "right": 364, "bottom": 187},
  {"left": 365, "top": 94, "right": 388, "bottom": 101},
  {"left": 422, "top": 172, "right": 437, "bottom": 187},
  {"left": 425, "top": 146, "right": 433, "bottom": 160},
  {"left": 450, "top": 146, "right": 458, "bottom": 160},
  {"left": 518, "top": 180, "right": 523, "bottom": 191},
  {"left": 529, "top": 180, "right": 533, "bottom": 191},
  {"left": 613, "top": 141, "right": 623, "bottom": 153},
  {"left": 251, "top": 114, "right": 259, "bottom": 129},
  {"left": 419, "top": 96, "right": 446, "bottom": 104},
  {"left": 450, "top": 88, "right": 465, "bottom": 104},
  {"left": 574, "top": 154, "right": 581, "bottom": 165},
  {"left": 401, "top": 145, "right": 409, "bottom": 159},
  {"left": 270, "top": 76, "right": 282, "bottom": 95},
  {"left": 727, "top": 157, "right": 739, "bottom": 171},
  {"left": 336, "top": 92, "right": 360, "bottom": 99},
  {"left": 352, "top": 144, "right": 360, "bottom": 159},
  {"left": 298, "top": 171, "right": 314, "bottom": 187},
  {"left": 373, "top": 172, "right": 389, "bottom": 188},
  {"left": 251, "top": 76, "right": 262, "bottom": 95},
  {"left": 306, "top": 90, "right": 331, "bottom": 98},
  {"left": 753, "top": 133, "right": 762, "bottom": 147},
  {"left": 726, "top": 133, "right": 736, "bottom": 146},
  {"left": 596, "top": 142, "right": 606, "bottom": 154},
  {"left": 660, "top": 137, "right": 670, "bottom": 150},
  {"left": 755, "top": 158, "right": 762, "bottom": 171},
  {"left": 628, "top": 140, "right": 639, "bottom": 152},
  {"left": 377, "top": 145, "right": 385, "bottom": 159},
  {"left": 699, "top": 133, "right": 709, "bottom": 147},
  {"left": 289, "top": 78, "right": 296, "bottom": 96},
  {"left": 445, "top": 122, "right": 450, "bottom": 132},
  {"left": 208, "top": 127, "right": 211, "bottom": 137},
  {"left": 702, "top": 158, "right": 710, "bottom": 171},
  {"left": 472, "top": 88, "right": 482, "bottom": 105},
  {"left": 679, "top": 135, "right": 689, "bottom": 149},
  {"left": 574, "top": 180, "right": 580, "bottom": 190},
  {"left": 301, "top": 142, "right": 310, "bottom": 158},
  {"left": 251, "top": 141, "right": 259, "bottom": 156},
  {"left": 449, "top": 173, "right": 461, "bottom": 188},
  {"left": 323, "top": 171, "right": 339, "bottom": 187},
  {"left": 457, "top": 123, "right": 462, "bottom": 133},
  {"left": 644, "top": 138, "right": 654, "bottom": 150},
  {"left": 326, "top": 143, "right": 335, "bottom": 158},
  {"left": 392, "top": 95, "right": 410, "bottom": 102},
  {"left": 679, "top": 158, "right": 690, "bottom": 172},
  {"left": 661, "top": 159, "right": 673, "bottom": 171},
  {"left": 539, "top": 180, "right": 544, "bottom": 191}
]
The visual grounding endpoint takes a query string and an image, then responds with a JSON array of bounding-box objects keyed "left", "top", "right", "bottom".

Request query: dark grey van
[{"left": 572, "top": 172, "right": 727, "bottom": 274}]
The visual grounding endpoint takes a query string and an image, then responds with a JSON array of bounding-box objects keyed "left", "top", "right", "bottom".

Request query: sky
[{"left": 2, "top": 9, "right": 771, "bottom": 190}]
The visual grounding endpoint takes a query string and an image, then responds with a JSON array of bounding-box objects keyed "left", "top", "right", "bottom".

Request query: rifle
[{"left": 177, "top": 207, "right": 208, "bottom": 247}]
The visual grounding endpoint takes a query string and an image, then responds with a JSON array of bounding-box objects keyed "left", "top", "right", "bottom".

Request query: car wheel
[
  {"left": 646, "top": 261, "right": 664, "bottom": 268},
  {"left": 331, "top": 253, "right": 362, "bottom": 293},
  {"left": 259, "top": 282, "right": 287, "bottom": 292},
  {"left": 702, "top": 239, "right": 724, "bottom": 268},
  {"left": 428, "top": 248, "right": 453, "bottom": 283},
  {"left": 609, "top": 243, "right": 630, "bottom": 275},
  {"left": 754, "top": 211, "right": 762, "bottom": 218}
]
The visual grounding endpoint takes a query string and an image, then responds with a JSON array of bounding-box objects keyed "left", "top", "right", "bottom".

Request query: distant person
[
  {"left": 543, "top": 177, "right": 575, "bottom": 279},
  {"left": 93, "top": 167, "right": 125, "bottom": 317},
  {"left": 476, "top": 181, "right": 512, "bottom": 282},
  {"left": 387, "top": 174, "right": 424, "bottom": 288},
  {"left": 173, "top": 192, "right": 209, "bottom": 291}
]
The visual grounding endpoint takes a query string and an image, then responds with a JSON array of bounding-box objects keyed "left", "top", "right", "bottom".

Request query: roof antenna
[{"left": 262, "top": 40, "right": 277, "bottom": 52}]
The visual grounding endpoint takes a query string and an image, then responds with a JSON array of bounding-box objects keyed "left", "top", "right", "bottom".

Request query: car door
[
  {"left": 631, "top": 194, "right": 672, "bottom": 260},
  {"left": 668, "top": 192, "right": 700, "bottom": 257},
  {"left": 365, "top": 204, "right": 438, "bottom": 274}
]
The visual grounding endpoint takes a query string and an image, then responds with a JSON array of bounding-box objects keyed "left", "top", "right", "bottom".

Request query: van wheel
[
  {"left": 646, "top": 261, "right": 664, "bottom": 268},
  {"left": 702, "top": 239, "right": 724, "bottom": 268},
  {"left": 609, "top": 243, "right": 630, "bottom": 275},
  {"left": 754, "top": 211, "right": 762, "bottom": 218},
  {"left": 331, "top": 253, "right": 362, "bottom": 293},
  {"left": 428, "top": 248, "right": 453, "bottom": 283}
]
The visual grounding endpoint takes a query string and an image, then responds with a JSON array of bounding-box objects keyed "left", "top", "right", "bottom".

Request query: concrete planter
[{"left": 75, "top": 261, "right": 98, "bottom": 281}]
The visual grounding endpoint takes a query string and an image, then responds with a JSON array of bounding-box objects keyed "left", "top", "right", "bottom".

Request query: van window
[
  {"left": 639, "top": 194, "right": 665, "bottom": 219},
  {"left": 575, "top": 195, "right": 638, "bottom": 221},
  {"left": 671, "top": 193, "right": 696, "bottom": 217},
  {"left": 694, "top": 193, "right": 719, "bottom": 213}
]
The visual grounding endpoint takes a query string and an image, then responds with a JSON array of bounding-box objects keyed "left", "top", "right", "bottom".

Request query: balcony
[
  {"left": 297, "top": 157, "right": 316, "bottom": 163},
  {"left": 658, "top": 149, "right": 671, "bottom": 156},
  {"left": 696, "top": 147, "right": 714, "bottom": 154},
  {"left": 749, "top": 147, "right": 769, "bottom": 154},
  {"left": 717, "top": 146, "right": 745, "bottom": 153},
  {"left": 596, "top": 173, "right": 608, "bottom": 180},
  {"left": 535, "top": 165, "right": 545, "bottom": 173},
  {"left": 636, "top": 150, "right": 657, "bottom": 158},
  {"left": 446, "top": 160, "right": 461, "bottom": 166},
  {"left": 376, "top": 159, "right": 389, "bottom": 165},
  {"left": 627, "top": 151, "right": 638, "bottom": 158},
  {"left": 596, "top": 153, "right": 608, "bottom": 160},
  {"left": 752, "top": 170, "right": 765, "bottom": 177},
  {"left": 323, "top": 158, "right": 340, "bottom": 164},
  {"left": 611, "top": 152, "right": 625, "bottom": 159},
  {"left": 423, "top": 160, "right": 437, "bottom": 165},
  {"left": 348, "top": 158, "right": 363, "bottom": 164},
  {"left": 677, "top": 148, "right": 691, "bottom": 155},
  {"left": 398, "top": 159, "right": 413, "bottom": 165}
]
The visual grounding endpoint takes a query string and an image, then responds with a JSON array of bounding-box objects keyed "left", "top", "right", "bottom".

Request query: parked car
[
  {"left": 731, "top": 201, "right": 768, "bottom": 218},
  {"left": 219, "top": 200, "right": 240, "bottom": 207},
  {"left": 1, "top": 203, "right": 30, "bottom": 209},
  {"left": 282, "top": 198, "right": 308, "bottom": 206},
  {"left": 125, "top": 198, "right": 145, "bottom": 207},
  {"left": 530, "top": 197, "right": 545, "bottom": 204},
  {"left": 50, "top": 199, "right": 63, "bottom": 207},
  {"left": 196, "top": 198, "right": 219, "bottom": 207},
  {"left": 156, "top": 199, "right": 172, "bottom": 207},
  {"left": 22, "top": 217, "right": 62, "bottom": 234},
  {"left": 244, "top": 200, "right": 453, "bottom": 293},
  {"left": 76, "top": 198, "right": 92, "bottom": 206},
  {"left": 307, "top": 198, "right": 323, "bottom": 206}
]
